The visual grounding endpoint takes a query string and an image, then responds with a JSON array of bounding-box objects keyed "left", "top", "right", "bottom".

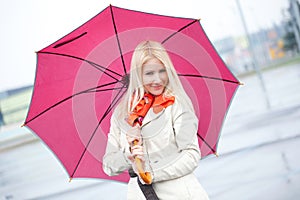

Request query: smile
[{"left": 150, "top": 85, "right": 163, "bottom": 90}]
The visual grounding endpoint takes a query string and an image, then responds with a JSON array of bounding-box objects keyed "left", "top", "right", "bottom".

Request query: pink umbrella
[{"left": 24, "top": 5, "right": 241, "bottom": 182}]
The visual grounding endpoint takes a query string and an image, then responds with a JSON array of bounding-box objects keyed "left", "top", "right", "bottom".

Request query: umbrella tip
[
  {"left": 214, "top": 152, "right": 219, "bottom": 157},
  {"left": 21, "top": 123, "right": 25, "bottom": 127},
  {"left": 239, "top": 82, "right": 244, "bottom": 85},
  {"left": 69, "top": 177, "right": 73, "bottom": 182}
]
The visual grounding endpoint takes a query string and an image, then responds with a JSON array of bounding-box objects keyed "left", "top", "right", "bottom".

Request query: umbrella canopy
[{"left": 24, "top": 5, "right": 240, "bottom": 182}]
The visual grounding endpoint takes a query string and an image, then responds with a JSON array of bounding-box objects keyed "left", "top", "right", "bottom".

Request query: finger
[
  {"left": 126, "top": 136, "right": 136, "bottom": 144},
  {"left": 126, "top": 135, "right": 140, "bottom": 144},
  {"left": 131, "top": 149, "right": 143, "bottom": 155},
  {"left": 130, "top": 145, "right": 143, "bottom": 151},
  {"left": 131, "top": 149, "right": 144, "bottom": 158},
  {"left": 131, "top": 148, "right": 143, "bottom": 155},
  {"left": 127, "top": 135, "right": 140, "bottom": 142}
]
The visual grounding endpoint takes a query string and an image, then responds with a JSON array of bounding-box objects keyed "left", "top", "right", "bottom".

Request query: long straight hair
[{"left": 116, "top": 40, "right": 194, "bottom": 119}]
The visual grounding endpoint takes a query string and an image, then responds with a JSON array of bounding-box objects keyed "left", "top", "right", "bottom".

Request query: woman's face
[{"left": 142, "top": 57, "right": 169, "bottom": 96}]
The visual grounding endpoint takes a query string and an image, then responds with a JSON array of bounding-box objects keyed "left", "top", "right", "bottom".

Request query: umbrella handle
[{"left": 133, "top": 140, "right": 152, "bottom": 184}]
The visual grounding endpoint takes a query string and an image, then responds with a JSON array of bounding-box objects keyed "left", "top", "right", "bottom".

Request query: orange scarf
[{"left": 127, "top": 93, "right": 175, "bottom": 126}]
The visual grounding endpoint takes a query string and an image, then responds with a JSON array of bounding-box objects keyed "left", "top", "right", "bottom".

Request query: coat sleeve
[
  {"left": 152, "top": 100, "right": 201, "bottom": 183},
  {"left": 102, "top": 111, "right": 132, "bottom": 176}
]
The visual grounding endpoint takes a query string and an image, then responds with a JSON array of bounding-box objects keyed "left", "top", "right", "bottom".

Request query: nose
[{"left": 153, "top": 73, "right": 162, "bottom": 83}]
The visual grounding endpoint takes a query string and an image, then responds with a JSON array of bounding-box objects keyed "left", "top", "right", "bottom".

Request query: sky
[{"left": 0, "top": 0, "right": 290, "bottom": 92}]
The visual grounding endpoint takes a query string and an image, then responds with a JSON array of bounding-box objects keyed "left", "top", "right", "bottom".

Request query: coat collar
[{"left": 126, "top": 93, "right": 175, "bottom": 127}]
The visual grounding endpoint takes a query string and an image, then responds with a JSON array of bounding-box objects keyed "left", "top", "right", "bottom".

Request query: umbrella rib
[
  {"left": 86, "top": 86, "right": 125, "bottom": 93},
  {"left": 24, "top": 80, "right": 119, "bottom": 125},
  {"left": 178, "top": 74, "right": 241, "bottom": 85},
  {"left": 109, "top": 5, "right": 127, "bottom": 75},
  {"left": 161, "top": 19, "right": 199, "bottom": 44},
  {"left": 53, "top": 32, "right": 88, "bottom": 48},
  {"left": 197, "top": 133, "right": 216, "bottom": 154},
  {"left": 70, "top": 83, "right": 127, "bottom": 179},
  {"left": 38, "top": 51, "right": 122, "bottom": 81}
]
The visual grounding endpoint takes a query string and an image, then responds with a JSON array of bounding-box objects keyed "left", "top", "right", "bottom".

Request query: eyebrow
[
  {"left": 143, "top": 69, "right": 154, "bottom": 73},
  {"left": 143, "top": 64, "right": 165, "bottom": 68}
]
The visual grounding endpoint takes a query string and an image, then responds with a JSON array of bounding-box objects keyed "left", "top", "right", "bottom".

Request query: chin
[{"left": 149, "top": 90, "right": 164, "bottom": 96}]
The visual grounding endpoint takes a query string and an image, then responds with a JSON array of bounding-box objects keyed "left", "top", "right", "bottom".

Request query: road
[{"left": 0, "top": 62, "right": 300, "bottom": 199}]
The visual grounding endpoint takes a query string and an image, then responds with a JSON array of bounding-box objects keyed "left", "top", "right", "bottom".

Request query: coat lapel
[{"left": 141, "top": 107, "right": 165, "bottom": 128}]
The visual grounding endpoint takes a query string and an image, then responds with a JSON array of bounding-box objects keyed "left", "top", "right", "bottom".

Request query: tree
[
  {"left": 282, "top": 18, "right": 299, "bottom": 53},
  {"left": 283, "top": 31, "right": 297, "bottom": 52}
]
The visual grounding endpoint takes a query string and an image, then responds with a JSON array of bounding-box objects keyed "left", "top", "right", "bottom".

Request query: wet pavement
[{"left": 0, "top": 62, "right": 300, "bottom": 199}]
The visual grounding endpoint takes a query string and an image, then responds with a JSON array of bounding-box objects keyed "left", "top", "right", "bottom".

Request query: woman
[{"left": 103, "top": 41, "right": 209, "bottom": 199}]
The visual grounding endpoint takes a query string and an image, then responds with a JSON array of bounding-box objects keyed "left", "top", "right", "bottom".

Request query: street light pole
[
  {"left": 290, "top": 0, "right": 300, "bottom": 52},
  {"left": 235, "top": 0, "right": 271, "bottom": 109}
]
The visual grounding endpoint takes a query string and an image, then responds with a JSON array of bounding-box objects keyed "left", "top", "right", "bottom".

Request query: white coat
[{"left": 103, "top": 98, "right": 209, "bottom": 200}]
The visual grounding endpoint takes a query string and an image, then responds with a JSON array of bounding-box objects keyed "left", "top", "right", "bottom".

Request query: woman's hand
[
  {"left": 126, "top": 125, "right": 145, "bottom": 173},
  {"left": 128, "top": 144, "right": 147, "bottom": 180},
  {"left": 126, "top": 125, "right": 144, "bottom": 163},
  {"left": 126, "top": 125, "right": 152, "bottom": 184},
  {"left": 127, "top": 144, "right": 144, "bottom": 162},
  {"left": 126, "top": 124, "right": 142, "bottom": 146}
]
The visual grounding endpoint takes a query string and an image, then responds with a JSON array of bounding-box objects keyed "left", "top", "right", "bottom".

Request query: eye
[
  {"left": 159, "top": 69, "right": 166, "bottom": 73},
  {"left": 145, "top": 71, "right": 154, "bottom": 75}
]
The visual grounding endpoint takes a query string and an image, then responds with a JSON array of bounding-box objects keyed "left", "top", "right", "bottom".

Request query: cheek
[
  {"left": 161, "top": 74, "right": 169, "bottom": 84},
  {"left": 143, "top": 83, "right": 151, "bottom": 92},
  {"left": 142, "top": 75, "right": 152, "bottom": 85}
]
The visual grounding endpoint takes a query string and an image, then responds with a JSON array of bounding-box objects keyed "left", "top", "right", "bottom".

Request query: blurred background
[{"left": 0, "top": 0, "right": 300, "bottom": 199}]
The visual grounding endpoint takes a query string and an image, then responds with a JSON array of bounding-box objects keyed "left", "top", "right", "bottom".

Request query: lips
[
  {"left": 144, "top": 84, "right": 165, "bottom": 95},
  {"left": 151, "top": 85, "right": 163, "bottom": 90}
]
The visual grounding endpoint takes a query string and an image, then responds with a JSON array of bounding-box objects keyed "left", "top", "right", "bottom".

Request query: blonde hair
[{"left": 116, "top": 40, "right": 194, "bottom": 118}]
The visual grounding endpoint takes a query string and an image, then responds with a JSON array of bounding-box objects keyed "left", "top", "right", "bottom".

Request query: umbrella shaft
[{"left": 133, "top": 140, "right": 152, "bottom": 184}]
